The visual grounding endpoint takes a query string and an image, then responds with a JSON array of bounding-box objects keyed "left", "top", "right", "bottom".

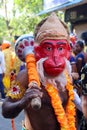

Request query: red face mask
[{"left": 35, "top": 39, "right": 71, "bottom": 77}]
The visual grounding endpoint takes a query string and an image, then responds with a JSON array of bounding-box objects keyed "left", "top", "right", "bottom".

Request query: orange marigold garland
[
  {"left": 26, "top": 54, "right": 76, "bottom": 130},
  {"left": 46, "top": 84, "right": 69, "bottom": 130},
  {"left": 26, "top": 54, "right": 40, "bottom": 87},
  {"left": 65, "top": 73, "right": 76, "bottom": 130},
  {"left": 46, "top": 73, "right": 76, "bottom": 130}
]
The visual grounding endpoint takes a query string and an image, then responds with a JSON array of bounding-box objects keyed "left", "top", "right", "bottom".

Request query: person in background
[
  {"left": 0, "top": 47, "right": 6, "bottom": 100},
  {"left": 2, "top": 40, "right": 21, "bottom": 93},
  {"left": 73, "top": 40, "right": 87, "bottom": 130},
  {"left": 69, "top": 41, "right": 81, "bottom": 130},
  {"left": 70, "top": 42, "right": 79, "bottom": 80},
  {"left": 81, "top": 31, "right": 87, "bottom": 52},
  {"left": 2, "top": 38, "right": 22, "bottom": 130},
  {"left": 69, "top": 38, "right": 79, "bottom": 88},
  {"left": 73, "top": 40, "right": 87, "bottom": 78},
  {"left": 74, "top": 63, "right": 87, "bottom": 130}
]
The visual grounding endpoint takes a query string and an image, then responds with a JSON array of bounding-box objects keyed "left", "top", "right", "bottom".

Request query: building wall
[{"left": 74, "top": 23, "right": 87, "bottom": 39}]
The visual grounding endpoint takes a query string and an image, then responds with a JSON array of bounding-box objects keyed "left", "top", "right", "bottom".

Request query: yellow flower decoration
[{"left": 7, "top": 81, "right": 26, "bottom": 99}]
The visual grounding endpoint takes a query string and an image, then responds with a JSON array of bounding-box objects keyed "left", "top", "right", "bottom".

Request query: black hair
[
  {"left": 76, "top": 40, "right": 84, "bottom": 48},
  {"left": 81, "top": 31, "right": 87, "bottom": 45}
]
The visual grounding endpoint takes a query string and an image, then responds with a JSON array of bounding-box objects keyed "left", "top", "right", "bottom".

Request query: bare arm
[
  {"left": 2, "top": 97, "right": 25, "bottom": 118},
  {"left": 2, "top": 69, "right": 42, "bottom": 119},
  {"left": 81, "top": 95, "right": 87, "bottom": 120},
  {"left": 2, "top": 69, "right": 28, "bottom": 118},
  {"left": 76, "top": 58, "right": 82, "bottom": 74}
]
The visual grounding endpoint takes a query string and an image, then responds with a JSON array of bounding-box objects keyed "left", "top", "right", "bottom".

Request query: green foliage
[
  {"left": 0, "top": 0, "right": 44, "bottom": 42},
  {"left": 0, "top": 16, "right": 8, "bottom": 40},
  {"left": 0, "top": 0, "right": 64, "bottom": 43}
]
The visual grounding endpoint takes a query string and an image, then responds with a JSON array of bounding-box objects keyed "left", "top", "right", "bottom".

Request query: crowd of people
[
  {"left": 69, "top": 37, "right": 87, "bottom": 129},
  {"left": 0, "top": 12, "right": 87, "bottom": 130}
]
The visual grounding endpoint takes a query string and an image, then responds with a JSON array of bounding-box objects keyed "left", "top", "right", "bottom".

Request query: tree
[
  {"left": 0, "top": 0, "right": 64, "bottom": 43},
  {"left": 0, "top": 0, "right": 45, "bottom": 42}
]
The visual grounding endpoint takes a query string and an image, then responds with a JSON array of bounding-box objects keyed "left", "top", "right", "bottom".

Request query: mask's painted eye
[
  {"left": 58, "top": 47, "right": 63, "bottom": 51},
  {"left": 46, "top": 47, "right": 52, "bottom": 51}
]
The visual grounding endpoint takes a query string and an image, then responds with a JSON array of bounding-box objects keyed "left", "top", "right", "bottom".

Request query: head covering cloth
[{"left": 35, "top": 12, "right": 70, "bottom": 44}]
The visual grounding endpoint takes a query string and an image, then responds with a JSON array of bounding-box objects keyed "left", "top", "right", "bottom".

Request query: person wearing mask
[{"left": 2, "top": 12, "right": 81, "bottom": 130}]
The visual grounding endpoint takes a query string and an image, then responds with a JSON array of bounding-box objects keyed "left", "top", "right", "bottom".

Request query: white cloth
[
  {"left": 0, "top": 51, "right": 5, "bottom": 74},
  {"left": 74, "top": 89, "right": 82, "bottom": 111}
]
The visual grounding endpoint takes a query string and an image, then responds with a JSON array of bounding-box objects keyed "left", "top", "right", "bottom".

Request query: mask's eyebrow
[
  {"left": 43, "top": 42, "right": 52, "bottom": 45},
  {"left": 56, "top": 42, "right": 67, "bottom": 45}
]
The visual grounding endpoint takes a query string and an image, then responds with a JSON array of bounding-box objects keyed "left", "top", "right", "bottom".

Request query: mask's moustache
[{"left": 36, "top": 57, "right": 72, "bottom": 91}]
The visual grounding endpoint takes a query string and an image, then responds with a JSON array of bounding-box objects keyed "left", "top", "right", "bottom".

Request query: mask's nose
[{"left": 53, "top": 49, "right": 60, "bottom": 64}]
